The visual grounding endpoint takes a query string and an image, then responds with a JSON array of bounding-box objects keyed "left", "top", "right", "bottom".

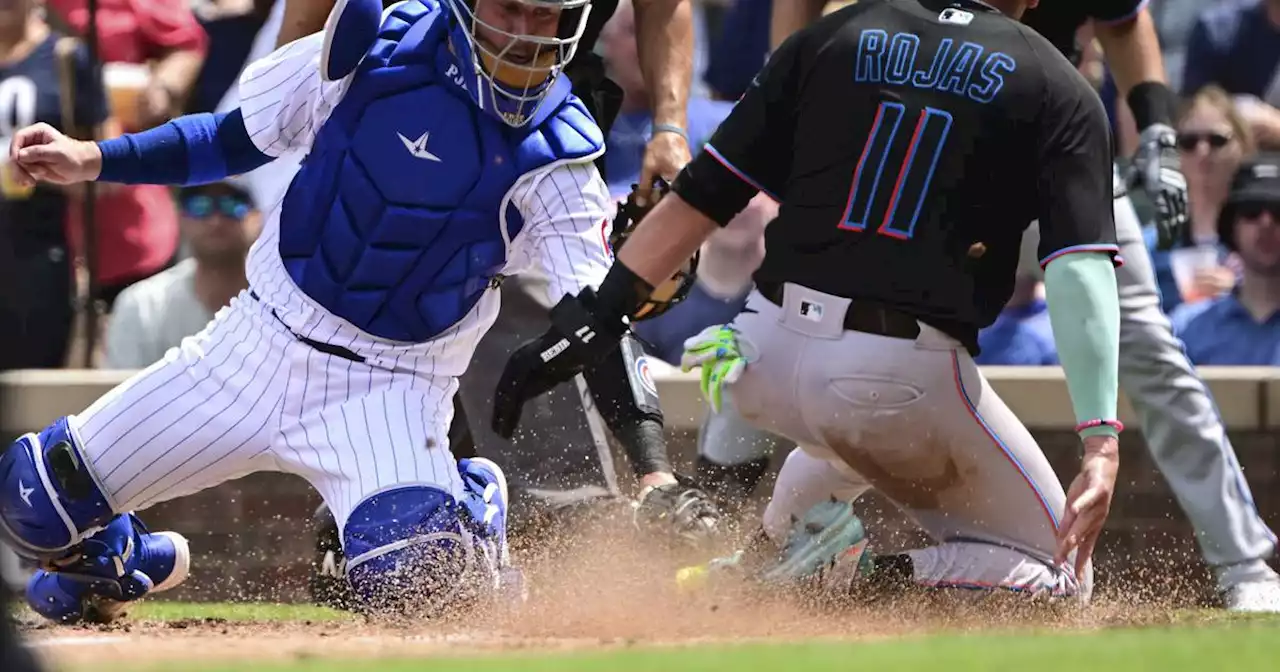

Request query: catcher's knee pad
[
  {"left": 0, "top": 418, "right": 115, "bottom": 561},
  {"left": 343, "top": 474, "right": 509, "bottom": 614}
]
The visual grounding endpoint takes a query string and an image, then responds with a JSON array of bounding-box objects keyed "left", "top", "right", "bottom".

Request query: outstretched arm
[
  {"left": 10, "top": 31, "right": 343, "bottom": 189},
  {"left": 7, "top": 109, "right": 270, "bottom": 188},
  {"left": 1034, "top": 55, "right": 1124, "bottom": 579}
]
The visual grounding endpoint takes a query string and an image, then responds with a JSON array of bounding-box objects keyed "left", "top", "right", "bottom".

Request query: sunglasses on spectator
[
  {"left": 1176, "top": 131, "right": 1232, "bottom": 152},
  {"left": 180, "top": 193, "right": 252, "bottom": 220},
  {"left": 1235, "top": 202, "right": 1280, "bottom": 221}
]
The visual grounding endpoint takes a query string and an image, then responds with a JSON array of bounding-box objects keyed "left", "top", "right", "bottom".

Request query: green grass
[
  {"left": 117, "top": 615, "right": 1280, "bottom": 672},
  {"left": 125, "top": 601, "right": 354, "bottom": 623}
]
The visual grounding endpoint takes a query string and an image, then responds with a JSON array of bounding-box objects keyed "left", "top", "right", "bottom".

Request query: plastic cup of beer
[
  {"left": 1169, "top": 245, "right": 1222, "bottom": 304},
  {"left": 104, "top": 62, "right": 149, "bottom": 131}
]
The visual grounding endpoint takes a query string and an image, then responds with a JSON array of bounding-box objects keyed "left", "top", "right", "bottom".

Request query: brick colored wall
[{"left": 96, "top": 428, "right": 1279, "bottom": 605}]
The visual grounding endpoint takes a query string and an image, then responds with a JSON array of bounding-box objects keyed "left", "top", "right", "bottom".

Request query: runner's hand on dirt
[{"left": 1055, "top": 434, "right": 1119, "bottom": 578}]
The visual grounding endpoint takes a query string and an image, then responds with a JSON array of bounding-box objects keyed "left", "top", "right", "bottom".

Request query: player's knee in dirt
[
  {"left": 0, "top": 417, "right": 116, "bottom": 561},
  {"left": 342, "top": 486, "right": 498, "bottom": 615}
]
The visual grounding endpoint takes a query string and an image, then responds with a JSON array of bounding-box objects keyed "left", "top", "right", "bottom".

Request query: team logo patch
[{"left": 635, "top": 355, "right": 659, "bottom": 396}]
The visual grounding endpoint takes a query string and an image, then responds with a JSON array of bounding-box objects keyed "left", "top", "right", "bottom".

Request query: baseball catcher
[
  {"left": 308, "top": 178, "right": 720, "bottom": 610},
  {"left": 3, "top": 0, "right": 707, "bottom": 623}
]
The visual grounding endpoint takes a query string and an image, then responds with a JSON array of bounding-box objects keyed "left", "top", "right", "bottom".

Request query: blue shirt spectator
[
  {"left": 975, "top": 298, "right": 1059, "bottom": 366},
  {"left": 1183, "top": 1, "right": 1280, "bottom": 99},
  {"left": 1172, "top": 154, "right": 1280, "bottom": 364},
  {"left": 1172, "top": 293, "right": 1280, "bottom": 365},
  {"left": 1154, "top": 0, "right": 1230, "bottom": 94},
  {"left": 703, "top": 0, "right": 772, "bottom": 102}
]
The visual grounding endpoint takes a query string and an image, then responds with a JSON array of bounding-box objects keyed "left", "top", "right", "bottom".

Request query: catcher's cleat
[
  {"left": 25, "top": 513, "right": 189, "bottom": 625},
  {"left": 675, "top": 498, "right": 874, "bottom": 594}
]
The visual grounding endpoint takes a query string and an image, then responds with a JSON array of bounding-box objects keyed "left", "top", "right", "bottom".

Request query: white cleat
[{"left": 1223, "top": 576, "right": 1280, "bottom": 613}]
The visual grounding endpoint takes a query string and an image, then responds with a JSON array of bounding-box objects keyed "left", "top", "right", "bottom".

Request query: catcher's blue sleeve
[
  {"left": 96, "top": 109, "right": 272, "bottom": 186},
  {"left": 632, "top": 281, "right": 750, "bottom": 366}
]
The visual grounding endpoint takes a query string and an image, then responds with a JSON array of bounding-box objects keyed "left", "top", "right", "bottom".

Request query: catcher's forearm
[
  {"left": 96, "top": 110, "right": 272, "bottom": 185},
  {"left": 581, "top": 334, "right": 673, "bottom": 477},
  {"left": 635, "top": 0, "right": 693, "bottom": 131}
]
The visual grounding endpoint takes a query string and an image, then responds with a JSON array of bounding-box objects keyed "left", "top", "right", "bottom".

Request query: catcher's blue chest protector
[{"left": 278, "top": 0, "right": 604, "bottom": 342}]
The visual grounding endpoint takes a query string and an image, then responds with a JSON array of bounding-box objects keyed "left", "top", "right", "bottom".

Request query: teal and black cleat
[{"left": 676, "top": 498, "right": 874, "bottom": 594}]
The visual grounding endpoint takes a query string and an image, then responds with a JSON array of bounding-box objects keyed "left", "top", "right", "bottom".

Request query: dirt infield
[{"left": 20, "top": 520, "right": 1222, "bottom": 670}]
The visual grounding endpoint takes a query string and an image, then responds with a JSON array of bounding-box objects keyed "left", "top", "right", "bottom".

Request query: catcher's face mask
[
  {"left": 446, "top": 0, "right": 592, "bottom": 127},
  {"left": 611, "top": 179, "right": 700, "bottom": 321}
]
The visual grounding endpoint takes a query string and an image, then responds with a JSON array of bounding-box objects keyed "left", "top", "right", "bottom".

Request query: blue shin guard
[
  {"left": 25, "top": 513, "right": 190, "bottom": 624},
  {"left": 342, "top": 458, "right": 518, "bottom": 614},
  {"left": 0, "top": 418, "right": 115, "bottom": 560}
]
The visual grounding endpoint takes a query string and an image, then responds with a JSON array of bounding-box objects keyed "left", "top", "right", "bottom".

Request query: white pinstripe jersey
[{"left": 236, "top": 32, "right": 614, "bottom": 379}]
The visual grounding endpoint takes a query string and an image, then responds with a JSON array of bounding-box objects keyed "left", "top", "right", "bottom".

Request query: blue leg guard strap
[
  {"left": 343, "top": 486, "right": 498, "bottom": 615},
  {"left": 0, "top": 418, "right": 115, "bottom": 560}
]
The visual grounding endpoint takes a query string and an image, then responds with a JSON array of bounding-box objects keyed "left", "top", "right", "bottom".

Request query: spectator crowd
[{"left": 3, "top": 0, "right": 1280, "bottom": 372}]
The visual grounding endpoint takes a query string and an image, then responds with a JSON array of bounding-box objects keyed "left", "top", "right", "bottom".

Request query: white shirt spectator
[{"left": 102, "top": 258, "right": 216, "bottom": 369}]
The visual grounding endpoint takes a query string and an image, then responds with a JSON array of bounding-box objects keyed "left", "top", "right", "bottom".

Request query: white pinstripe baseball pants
[{"left": 68, "top": 291, "right": 466, "bottom": 538}]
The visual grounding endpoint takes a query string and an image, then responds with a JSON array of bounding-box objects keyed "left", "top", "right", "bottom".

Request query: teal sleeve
[{"left": 1042, "top": 252, "right": 1121, "bottom": 438}]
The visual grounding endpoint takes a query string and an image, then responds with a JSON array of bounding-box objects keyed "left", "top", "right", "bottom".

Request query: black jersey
[
  {"left": 1020, "top": 0, "right": 1148, "bottom": 64},
  {"left": 671, "top": 0, "right": 1119, "bottom": 351}
]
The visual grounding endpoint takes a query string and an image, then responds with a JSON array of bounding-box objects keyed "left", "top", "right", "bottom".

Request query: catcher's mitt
[
  {"left": 633, "top": 474, "right": 723, "bottom": 546},
  {"left": 610, "top": 177, "right": 699, "bottom": 321}
]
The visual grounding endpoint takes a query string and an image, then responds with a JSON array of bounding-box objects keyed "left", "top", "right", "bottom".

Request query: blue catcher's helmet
[{"left": 443, "top": 0, "right": 594, "bottom": 127}]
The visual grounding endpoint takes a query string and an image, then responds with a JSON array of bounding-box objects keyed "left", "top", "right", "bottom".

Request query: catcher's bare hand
[
  {"left": 636, "top": 130, "right": 690, "bottom": 206},
  {"left": 9, "top": 123, "right": 102, "bottom": 187},
  {"left": 1054, "top": 434, "right": 1119, "bottom": 579}
]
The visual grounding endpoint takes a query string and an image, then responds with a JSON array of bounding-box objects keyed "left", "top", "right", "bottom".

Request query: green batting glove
[{"left": 680, "top": 325, "right": 751, "bottom": 413}]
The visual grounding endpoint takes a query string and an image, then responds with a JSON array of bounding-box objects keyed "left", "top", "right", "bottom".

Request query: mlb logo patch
[
  {"left": 939, "top": 8, "right": 974, "bottom": 25},
  {"left": 799, "top": 301, "right": 824, "bottom": 321}
]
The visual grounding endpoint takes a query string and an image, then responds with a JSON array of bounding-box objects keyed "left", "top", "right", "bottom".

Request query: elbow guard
[{"left": 582, "top": 333, "right": 671, "bottom": 476}]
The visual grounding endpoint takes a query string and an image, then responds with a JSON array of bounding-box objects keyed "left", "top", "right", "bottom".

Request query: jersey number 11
[{"left": 839, "top": 102, "right": 953, "bottom": 240}]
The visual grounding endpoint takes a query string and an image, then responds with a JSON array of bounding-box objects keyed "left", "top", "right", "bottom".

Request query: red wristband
[{"left": 1075, "top": 419, "right": 1124, "bottom": 434}]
